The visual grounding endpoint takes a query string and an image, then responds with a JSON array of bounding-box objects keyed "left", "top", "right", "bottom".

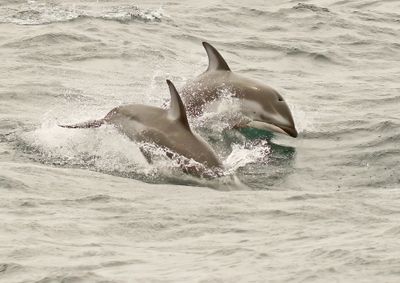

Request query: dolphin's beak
[{"left": 245, "top": 120, "right": 298, "bottom": 138}]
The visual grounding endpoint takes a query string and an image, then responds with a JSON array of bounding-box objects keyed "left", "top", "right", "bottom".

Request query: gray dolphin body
[
  {"left": 181, "top": 42, "right": 298, "bottom": 138},
  {"left": 60, "top": 80, "right": 222, "bottom": 174}
]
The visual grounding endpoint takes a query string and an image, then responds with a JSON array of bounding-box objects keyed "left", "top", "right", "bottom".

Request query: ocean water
[{"left": 1, "top": 0, "right": 400, "bottom": 282}]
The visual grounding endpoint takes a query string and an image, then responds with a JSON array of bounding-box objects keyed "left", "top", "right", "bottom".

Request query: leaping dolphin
[
  {"left": 59, "top": 80, "right": 222, "bottom": 175},
  {"left": 180, "top": 42, "right": 298, "bottom": 138}
]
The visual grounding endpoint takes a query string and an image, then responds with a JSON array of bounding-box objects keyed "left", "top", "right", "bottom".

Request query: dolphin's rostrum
[
  {"left": 181, "top": 42, "right": 298, "bottom": 138},
  {"left": 60, "top": 80, "right": 222, "bottom": 175}
]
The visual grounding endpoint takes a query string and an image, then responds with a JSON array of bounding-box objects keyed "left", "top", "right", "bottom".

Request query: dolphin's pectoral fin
[
  {"left": 58, "top": 119, "right": 104, "bottom": 128},
  {"left": 166, "top": 80, "right": 191, "bottom": 130},
  {"left": 202, "top": 42, "right": 231, "bottom": 72}
]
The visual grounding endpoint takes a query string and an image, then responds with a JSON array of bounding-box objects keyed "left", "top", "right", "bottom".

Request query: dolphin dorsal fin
[
  {"left": 166, "top": 80, "right": 191, "bottom": 130},
  {"left": 202, "top": 42, "right": 231, "bottom": 72}
]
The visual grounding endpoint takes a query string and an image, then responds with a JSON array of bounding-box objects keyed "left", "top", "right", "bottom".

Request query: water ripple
[{"left": 0, "top": 2, "right": 163, "bottom": 25}]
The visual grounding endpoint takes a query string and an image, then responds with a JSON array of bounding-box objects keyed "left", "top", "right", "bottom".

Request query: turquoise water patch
[{"left": 238, "top": 128, "right": 274, "bottom": 140}]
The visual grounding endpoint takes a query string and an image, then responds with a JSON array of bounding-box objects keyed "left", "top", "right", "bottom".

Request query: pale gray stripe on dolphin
[
  {"left": 180, "top": 42, "right": 298, "bottom": 138},
  {"left": 59, "top": 80, "right": 222, "bottom": 176}
]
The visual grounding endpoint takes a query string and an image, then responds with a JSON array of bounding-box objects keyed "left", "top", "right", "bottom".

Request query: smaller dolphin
[
  {"left": 59, "top": 80, "right": 222, "bottom": 175},
  {"left": 181, "top": 42, "right": 298, "bottom": 138}
]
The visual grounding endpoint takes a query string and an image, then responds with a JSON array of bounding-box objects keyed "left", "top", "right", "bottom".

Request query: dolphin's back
[{"left": 105, "top": 104, "right": 169, "bottom": 140}]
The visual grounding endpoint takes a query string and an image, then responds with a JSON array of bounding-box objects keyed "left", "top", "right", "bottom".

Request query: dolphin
[
  {"left": 59, "top": 80, "right": 222, "bottom": 175},
  {"left": 180, "top": 42, "right": 298, "bottom": 138}
]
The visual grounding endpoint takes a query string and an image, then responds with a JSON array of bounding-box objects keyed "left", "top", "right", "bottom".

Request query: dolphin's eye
[{"left": 277, "top": 94, "right": 284, "bottom": 101}]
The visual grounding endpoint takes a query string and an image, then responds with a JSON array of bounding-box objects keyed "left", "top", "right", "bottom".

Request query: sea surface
[{"left": 1, "top": 0, "right": 400, "bottom": 282}]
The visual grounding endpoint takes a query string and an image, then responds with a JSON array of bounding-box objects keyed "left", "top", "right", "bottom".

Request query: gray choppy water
[{"left": 1, "top": 0, "right": 400, "bottom": 282}]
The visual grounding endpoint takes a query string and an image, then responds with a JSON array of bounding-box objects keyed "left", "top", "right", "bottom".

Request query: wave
[
  {"left": 0, "top": 175, "right": 28, "bottom": 191},
  {"left": 229, "top": 39, "right": 338, "bottom": 63},
  {"left": 286, "top": 46, "right": 335, "bottom": 62},
  {"left": 292, "top": 3, "right": 330, "bottom": 13},
  {"left": 35, "top": 272, "right": 108, "bottom": 283},
  {"left": 0, "top": 2, "right": 163, "bottom": 25},
  {"left": 2, "top": 32, "right": 98, "bottom": 48}
]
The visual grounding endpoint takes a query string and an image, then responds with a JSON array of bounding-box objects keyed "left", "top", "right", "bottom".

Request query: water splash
[
  {"left": 224, "top": 140, "right": 271, "bottom": 174},
  {"left": 0, "top": 2, "right": 164, "bottom": 25},
  {"left": 19, "top": 102, "right": 272, "bottom": 185},
  {"left": 20, "top": 121, "right": 151, "bottom": 174}
]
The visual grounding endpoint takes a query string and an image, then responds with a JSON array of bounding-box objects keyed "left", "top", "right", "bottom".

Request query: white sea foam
[
  {"left": 21, "top": 121, "right": 150, "bottom": 173},
  {"left": 0, "top": 2, "right": 164, "bottom": 25}
]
